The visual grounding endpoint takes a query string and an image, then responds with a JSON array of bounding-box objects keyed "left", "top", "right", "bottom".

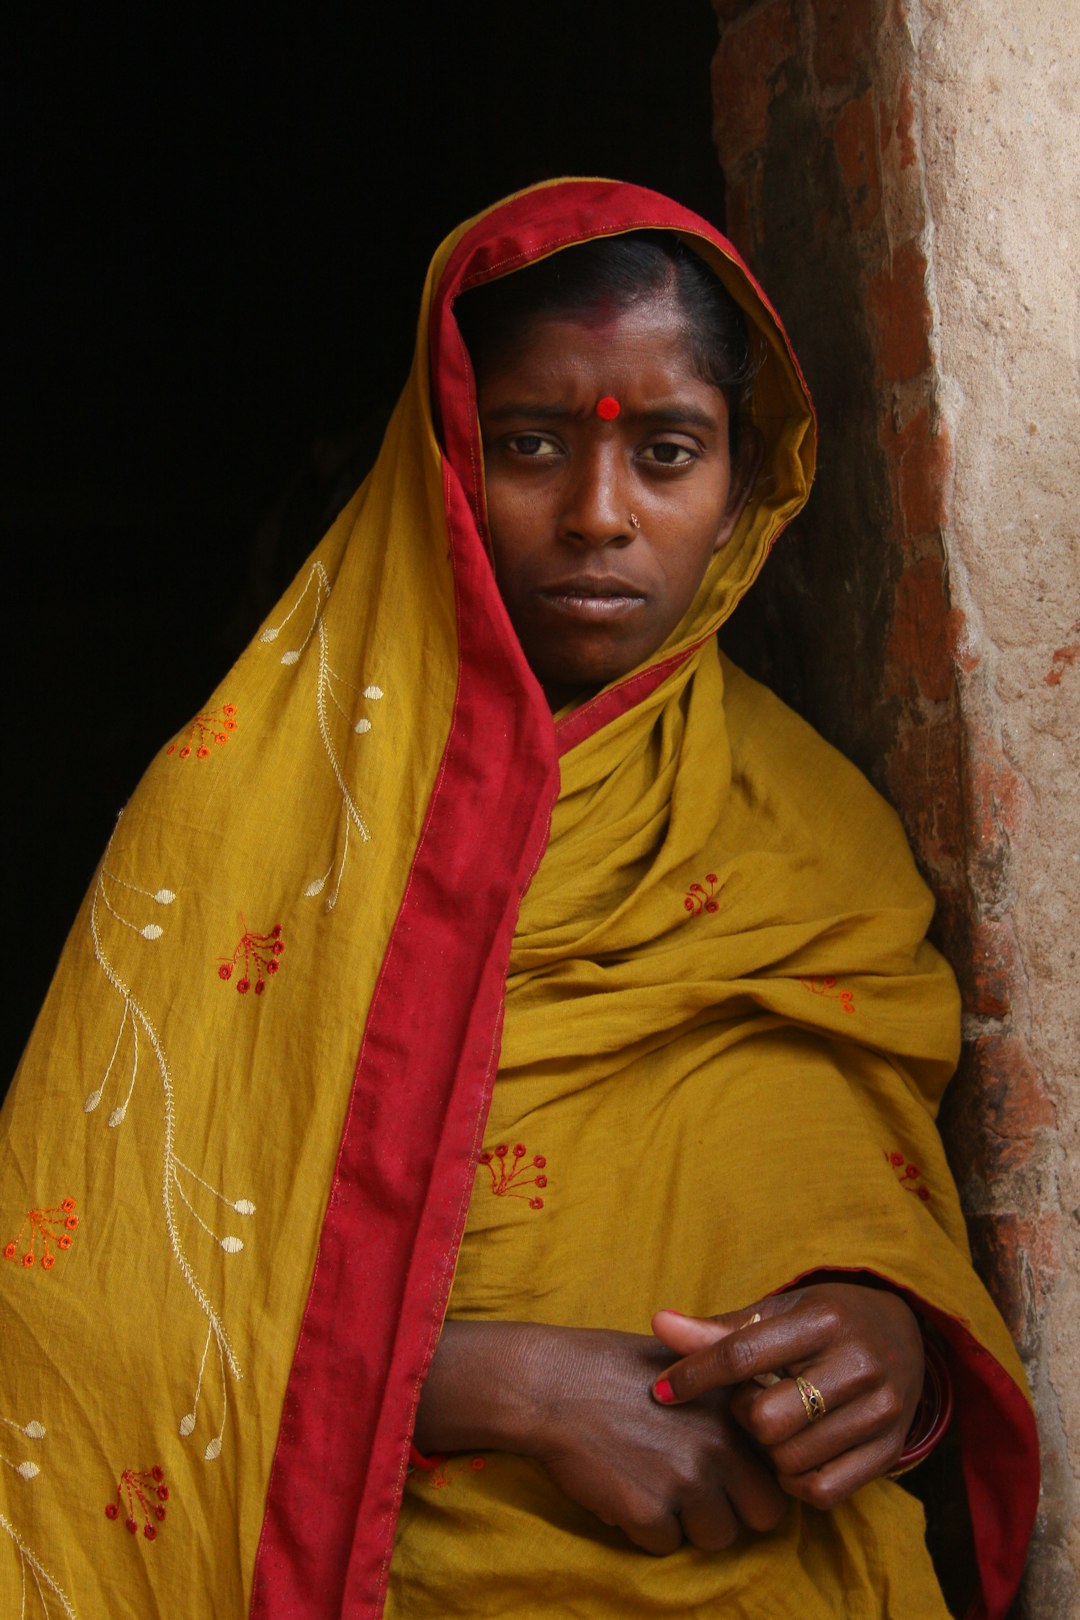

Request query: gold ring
[{"left": 796, "top": 1376, "right": 826, "bottom": 1422}]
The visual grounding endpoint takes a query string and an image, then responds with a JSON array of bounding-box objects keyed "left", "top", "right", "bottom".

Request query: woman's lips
[{"left": 537, "top": 580, "right": 646, "bottom": 622}]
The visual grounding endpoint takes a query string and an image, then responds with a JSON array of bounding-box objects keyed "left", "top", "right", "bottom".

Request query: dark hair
[{"left": 455, "top": 231, "right": 757, "bottom": 444}]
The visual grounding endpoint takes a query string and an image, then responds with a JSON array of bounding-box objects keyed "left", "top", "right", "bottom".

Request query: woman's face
[{"left": 474, "top": 287, "right": 760, "bottom": 709}]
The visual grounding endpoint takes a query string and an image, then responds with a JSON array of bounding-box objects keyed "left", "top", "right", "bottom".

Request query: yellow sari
[{"left": 0, "top": 180, "right": 1036, "bottom": 1619}]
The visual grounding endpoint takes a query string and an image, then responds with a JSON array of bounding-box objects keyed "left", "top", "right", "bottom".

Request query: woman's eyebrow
[
  {"left": 480, "top": 402, "right": 575, "bottom": 423},
  {"left": 643, "top": 404, "right": 722, "bottom": 431},
  {"left": 480, "top": 401, "right": 722, "bottom": 429}
]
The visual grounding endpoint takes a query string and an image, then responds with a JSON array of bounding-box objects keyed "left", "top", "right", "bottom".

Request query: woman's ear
[{"left": 712, "top": 425, "right": 765, "bottom": 552}]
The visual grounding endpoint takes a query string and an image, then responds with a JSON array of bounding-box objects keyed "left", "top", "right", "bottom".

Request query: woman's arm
[{"left": 415, "top": 1318, "right": 786, "bottom": 1554}]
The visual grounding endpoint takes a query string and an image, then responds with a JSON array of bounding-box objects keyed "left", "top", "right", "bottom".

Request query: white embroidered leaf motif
[
  {"left": 22, "top": 1423, "right": 45, "bottom": 1441},
  {"left": 354, "top": 718, "right": 372, "bottom": 733},
  {"left": 303, "top": 875, "right": 327, "bottom": 897},
  {"left": 204, "top": 1437, "right": 222, "bottom": 1462},
  {"left": 108, "top": 1105, "right": 128, "bottom": 1128},
  {"left": 154, "top": 889, "right": 176, "bottom": 905},
  {"left": 233, "top": 1200, "right": 255, "bottom": 1216},
  {"left": 84, "top": 1088, "right": 103, "bottom": 1113},
  {"left": 259, "top": 626, "right": 280, "bottom": 642},
  {"left": 140, "top": 924, "right": 164, "bottom": 940},
  {"left": 281, "top": 650, "right": 300, "bottom": 665},
  {"left": 179, "top": 1413, "right": 196, "bottom": 1438},
  {"left": 15, "top": 1462, "right": 39, "bottom": 1481},
  {"left": 219, "top": 1236, "right": 243, "bottom": 1254},
  {"left": 362, "top": 685, "right": 384, "bottom": 699}
]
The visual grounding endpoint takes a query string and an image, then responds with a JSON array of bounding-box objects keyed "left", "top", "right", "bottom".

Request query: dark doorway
[{"left": 6, "top": 6, "right": 723, "bottom": 1084}]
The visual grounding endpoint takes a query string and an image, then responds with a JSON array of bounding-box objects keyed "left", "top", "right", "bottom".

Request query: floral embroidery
[
  {"left": 1, "top": 1410, "right": 47, "bottom": 1482},
  {"left": 105, "top": 1464, "right": 169, "bottom": 1541},
  {"left": 86, "top": 819, "right": 254, "bottom": 1463},
  {"left": 260, "top": 561, "right": 385, "bottom": 910},
  {"left": 886, "top": 1150, "right": 931, "bottom": 1202},
  {"left": 96, "top": 863, "right": 176, "bottom": 943},
  {"left": 0, "top": 1510, "right": 76, "bottom": 1618},
  {"left": 479, "top": 1143, "right": 548, "bottom": 1210},
  {"left": 684, "top": 872, "right": 723, "bottom": 916},
  {"left": 799, "top": 975, "right": 856, "bottom": 1014},
  {"left": 218, "top": 920, "right": 284, "bottom": 994},
  {"left": 426, "top": 1456, "right": 486, "bottom": 1490},
  {"left": 166, "top": 703, "right": 238, "bottom": 759},
  {"left": 3, "top": 1198, "right": 77, "bottom": 1272}
]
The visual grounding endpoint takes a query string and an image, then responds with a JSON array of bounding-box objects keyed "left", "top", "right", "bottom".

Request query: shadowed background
[{"left": 6, "top": 4, "right": 721, "bottom": 1084}]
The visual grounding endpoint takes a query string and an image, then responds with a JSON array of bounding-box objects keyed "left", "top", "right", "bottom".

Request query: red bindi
[{"left": 595, "top": 395, "right": 621, "bottom": 421}]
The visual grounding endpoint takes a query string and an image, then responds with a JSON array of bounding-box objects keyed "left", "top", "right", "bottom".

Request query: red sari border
[{"left": 249, "top": 470, "right": 558, "bottom": 1615}]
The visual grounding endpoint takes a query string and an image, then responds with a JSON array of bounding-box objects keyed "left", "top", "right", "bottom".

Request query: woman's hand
[
  {"left": 651, "top": 1282, "right": 925, "bottom": 1510},
  {"left": 414, "top": 1319, "right": 786, "bottom": 1554}
]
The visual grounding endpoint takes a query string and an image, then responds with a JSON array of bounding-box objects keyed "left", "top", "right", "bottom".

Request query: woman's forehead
[{"left": 472, "top": 288, "right": 701, "bottom": 385}]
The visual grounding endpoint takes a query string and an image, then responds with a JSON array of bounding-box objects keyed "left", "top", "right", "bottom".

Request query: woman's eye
[
  {"left": 640, "top": 442, "right": 696, "bottom": 466},
  {"left": 504, "top": 433, "right": 560, "bottom": 457}
]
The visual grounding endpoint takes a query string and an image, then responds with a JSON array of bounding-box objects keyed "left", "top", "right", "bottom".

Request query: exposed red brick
[
  {"left": 958, "top": 917, "right": 1024, "bottom": 1019},
  {"left": 830, "top": 91, "right": 881, "bottom": 231},
  {"left": 901, "top": 418, "right": 950, "bottom": 536},
  {"left": 712, "top": 2, "right": 799, "bottom": 164},
  {"left": 967, "top": 1210, "right": 1058, "bottom": 1351},
  {"left": 867, "top": 243, "right": 931, "bottom": 382},
  {"left": 963, "top": 727, "right": 1022, "bottom": 883},
  {"left": 812, "top": 0, "right": 872, "bottom": 90},
  {"left": 883, "top": 712, "right": 966, "bottom": 884},
  {"left": 885, "top": 557, "right": 954, "bottom": 703},
  {"left": 880, "top": 75, "right": 918, "bottom": 171}
]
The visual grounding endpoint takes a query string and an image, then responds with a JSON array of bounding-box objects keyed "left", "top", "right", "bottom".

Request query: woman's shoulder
[
  {"left": 717, "top": 649, "right": 923, "bottom": 870},
  {"left": 721, "top": 653, "right": 892, "bottom": 798}
]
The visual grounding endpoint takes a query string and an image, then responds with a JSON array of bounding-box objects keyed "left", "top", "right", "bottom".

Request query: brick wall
[{"left": 710, "top": 1, "right": 1072, "bottom": 1611}]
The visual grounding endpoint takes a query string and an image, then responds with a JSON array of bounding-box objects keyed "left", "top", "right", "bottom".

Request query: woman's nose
[{"left": 558, "top": 447, "right": 633, "bottom": 547}]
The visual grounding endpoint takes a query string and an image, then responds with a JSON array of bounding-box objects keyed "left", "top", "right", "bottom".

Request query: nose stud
[
  {"left": 595, "top": 396, "right": 621, "bottom": 421},
  {"left": 628, "top": 512, "right": 641, "bottom": 529}
]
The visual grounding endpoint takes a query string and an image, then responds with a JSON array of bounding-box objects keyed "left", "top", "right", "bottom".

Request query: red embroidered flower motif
[
  {"left": 425, "top": 1455, "right": 486, "bottom": 1490},
  {"left": 684, "top": 873, "right": 723, "bottom": 917},
  {"left": 3, "top": 1197, "right": 77, "bottom": 1271},
  {"left": 479, "top": 1143, "right": 548, "bottom": 1210},
  {"left": 106, "top": 1465, "right": 168, "bottom": 1541},
  {"left": 799, "top": 975, "right": 856, "bottom": 1014},
  {"left": 884, "top": 1150, "right": 931, "bottom": 1202},
  {"left": 218, "top": 920, "right": 284, "bottom": 995},
  {"left": 166, "top": 703, "right": 238, "bottom": 760}
]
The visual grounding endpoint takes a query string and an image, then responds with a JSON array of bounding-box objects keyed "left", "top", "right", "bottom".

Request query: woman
[{"left": 0, "top": 180, "right": 1037, "bottom": 1618}]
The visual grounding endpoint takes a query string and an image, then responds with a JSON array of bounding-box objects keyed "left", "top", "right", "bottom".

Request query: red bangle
[{"left": 890, "top": 1334, "right": 953, "bottom": 1476}]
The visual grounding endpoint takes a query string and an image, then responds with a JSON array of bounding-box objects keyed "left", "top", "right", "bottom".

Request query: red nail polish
[{"left": 653, "top": 1379, "right": 675, "bottom": 1404}]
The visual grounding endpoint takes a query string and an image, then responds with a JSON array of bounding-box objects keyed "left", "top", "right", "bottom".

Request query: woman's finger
[
  {"left": 617, "top": 1503, "right": 685, "bottom": 1557},
  {"left": 676, "top": 1437, "right": 787, "bottom": 1551},
  {"left": 677, "top": 1485, "right": 740, "bottom": 1553},
  {"left": 744, "top": 1367, "right": 906, "bottom": 1483},
  {"left": 776, "top": 1432, "right": 904, "bottom": 1511},
  {"left": 652, "top": 1298, "right": 832, "bottom": 1404},
  {"left": 734, "top": 1366, "right": 838, "bottom": 1448},
  {"left": 650, "top": 1308, "right": 736, "bottom": 1357}
]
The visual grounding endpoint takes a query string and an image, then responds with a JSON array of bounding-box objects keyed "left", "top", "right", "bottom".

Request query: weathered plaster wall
[
  {"left": 915, "top": 5, "right": 1079, "bottom": 1611},
  {"left": 710, "top": 0, "right": 1078, "bottom": 1612}
]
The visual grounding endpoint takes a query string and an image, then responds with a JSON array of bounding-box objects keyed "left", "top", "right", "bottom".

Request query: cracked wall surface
[
  {"left": 915, "top": 3, "right": 1079, "bottom": 1610},
  {"left": 710, "top": 0, "right": 1078, "bottom": 1611}
]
